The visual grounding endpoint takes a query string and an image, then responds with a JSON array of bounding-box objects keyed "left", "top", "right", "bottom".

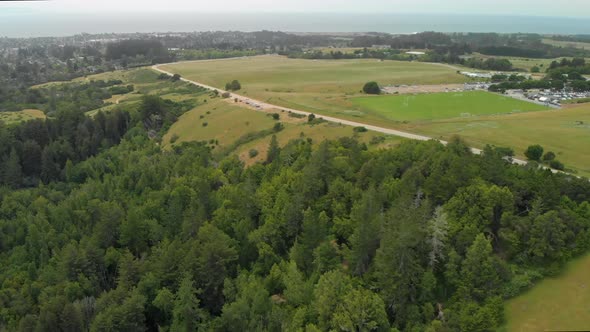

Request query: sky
[{"left": 1, "top": 0, "right": 590, "bottom": 17}]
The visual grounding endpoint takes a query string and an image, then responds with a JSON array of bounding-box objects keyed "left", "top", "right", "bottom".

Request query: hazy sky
[{"left": 2, "top": 0, "right": 590, "bottom": 17}]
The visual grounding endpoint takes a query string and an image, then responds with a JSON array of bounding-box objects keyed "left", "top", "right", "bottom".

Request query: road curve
[{"left": 152, "top": 61, "right": 544, "bottom": 170}]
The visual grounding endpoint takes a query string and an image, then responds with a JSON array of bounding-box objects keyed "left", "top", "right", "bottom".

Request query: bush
[
  {"left": 543, "top": 151, "right": 556, "bottom": 161},
  {"left": 549, "top": 160, "right": 565, "bottom": 171},
  {"left": 221, "top": 92, "right": 231, "bottom": 99},
  {"left": 271, "top": 113, "right": 280, "bottom": 120},
  {"left": 202, "top": 122, "right": 208, "bottom": 127},
  {"left": 531, "top": 66, "right": 540, "bottom": 73},
  {"left": 308, "top": 114, "right": 316, "bottom": 122},
  {"left": 363, "top": 81, "right": 381, "bottom": 95},
  {"left": 524, "top": 144, "right": 544, "bottom": 161},
  {"left": 171, "top": 74, "right": 181, "bottom": 82},
  {"left": 288, "top": 112, "right": 306, "bottom": 119},
  {"left": 353, "top": 126, "right": 369, "bottom": 133},
  {"left": 248, "top": 149, "right": 259, "bottom": 158},
  {"left": 370, "top": 136, "right": 386, "bottom": 145},
  {"left": 170, "top": 134, "right": 179, "bottom": 144},
  {"left": 225, "top": 80, "right": 241, "bottom": 91},
  {"left": 273, "top": 122, "right": 284, "bottom": 132}
]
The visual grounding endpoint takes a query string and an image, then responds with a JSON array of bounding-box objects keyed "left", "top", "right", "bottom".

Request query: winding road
[{"left": 152, "top": 61, "right": 543, "bottom": 170}]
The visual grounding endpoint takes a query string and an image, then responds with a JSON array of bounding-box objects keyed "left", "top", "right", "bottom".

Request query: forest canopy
[{"left": 0, "top": 124, "right": 589, "bottom": 331}]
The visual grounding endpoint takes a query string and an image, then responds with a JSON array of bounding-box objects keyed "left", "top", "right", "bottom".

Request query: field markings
[{"left": 152, "top": 62, "right": 571, "bottom": 173}]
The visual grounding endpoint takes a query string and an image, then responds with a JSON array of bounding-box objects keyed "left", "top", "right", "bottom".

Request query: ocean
[{"left": 0, "top": 12, "right": 589, "bottom": 38}]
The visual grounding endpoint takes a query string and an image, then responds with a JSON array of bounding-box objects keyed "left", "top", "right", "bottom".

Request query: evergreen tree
[
  {"left": 171, "top": 276, "right": 204, "bottom": 332},
  {"left": 3, "top": 148, "right": 22, "bottom": 188}
]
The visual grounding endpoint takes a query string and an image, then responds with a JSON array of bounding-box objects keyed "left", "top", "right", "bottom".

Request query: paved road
[{"left": 152, "top": 62, "right": 547, "bottom": 170}]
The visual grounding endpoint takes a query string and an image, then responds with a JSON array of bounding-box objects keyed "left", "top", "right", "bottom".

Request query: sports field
[
  {"left": 503, "top": 253, "right": 590, "bottom": 332},
  {"left": 352, "top": 91, "right": 548, "bottom": 122}
]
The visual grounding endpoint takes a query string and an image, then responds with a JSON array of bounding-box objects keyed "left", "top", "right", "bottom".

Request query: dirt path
[{"left": 151, "top": 62, "right": 563, "bottom": 172}]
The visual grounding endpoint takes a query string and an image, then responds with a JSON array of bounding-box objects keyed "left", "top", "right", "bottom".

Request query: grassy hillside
[
  {"left": 163, "top": 99, "right": 402, "bottom": 164},
  {"left": 0, "top": 109, "right": 46, "bottom": 125},
  {"left": 503, "top": 253, "right": 590, "bottom": 332}
]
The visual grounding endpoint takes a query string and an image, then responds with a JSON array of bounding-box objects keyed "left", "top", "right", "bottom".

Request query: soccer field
[{"left": 352, "top": 91, "right": 548, "bottom": 122}]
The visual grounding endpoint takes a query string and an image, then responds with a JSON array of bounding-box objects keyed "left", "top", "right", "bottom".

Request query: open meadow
[
  {"left": 160, "top": 55, "right": 470, "bottom": 113},
  {"left": 503, "top": 253, "right": 590, "bottom": 332},
  {"left": 161, "top": 56, "right": 590, "bottom": 175}
]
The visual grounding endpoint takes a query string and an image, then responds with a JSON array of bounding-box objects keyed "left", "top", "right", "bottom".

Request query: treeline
[
  {"left": 489, "top": 79, "right": 565, "bottom": 92},
  {"left": 105, "top": 39, "right": 170, "bottom": 62},
  {"left": 1, "top": 130, "right": 589, "bottom": 331},
  {"left": 0, "top": 92, "right": 201, "bottom": 189},
  {"left": 0, "top": 79, "right": 130, "bottom": 113},
  {"left": 489, "top": 57, "right": 590, "bottom": 92},
  {"left": 463, "top": 57, "right": 513, "bottom": 71},
  {"left": 549, "top": 35, "right": 590, "bottom": 43},
  {"left": 350, "top": 32, "right": 590, "bottom": 62},
  {"left": 174, "top": 49, "right": 263, "bottom": 61},
  {"left": 548, "top": 57, "right": 590, "bottom": 75},
  {"left": 0, "top": 108, "right": 130, "bottom": 188}
]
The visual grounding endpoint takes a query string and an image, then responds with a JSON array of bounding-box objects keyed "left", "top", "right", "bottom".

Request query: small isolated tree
[
  {"left": 308, "top": 113, "right": 316, "bottom": 122},
  {"left": 221, "top": 92, "right": 231, "bottom": 99},
  {"left": 363, "top": 81, "right": 381, "bottom": 95},
  {"left": 543, "top": 151, "right": 556, "bottom": 161},
  {"left": 524, "top": 144, "right": 544, "bottom": 161},
  {"left": 248, "top": 149, "right": 259, "bottom": 158},
  {"left": 171, "top": 74, "right": 181, "bottom": 82},
  {"left": 530, "top": 66, "right": 540, "bottom": 73},
  {"left": 271, "top": 113, "right": 280, "bottom": 120}
]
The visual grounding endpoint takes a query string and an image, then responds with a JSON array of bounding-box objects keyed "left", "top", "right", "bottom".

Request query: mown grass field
[
  {"left": 542, "top": 38, "right": 590, "bottom": 50},
  {"left": 503, "top": 253, "right": 590, "bottom": 332},
  {"left": 404, "top": 103, "right": 590, "bottom": 176},
  {"left": 0, "top": 109, "right": 46, "bottom": 125},
  {"left": 352, "top": 91, "right": 548, "bottom": 122}
]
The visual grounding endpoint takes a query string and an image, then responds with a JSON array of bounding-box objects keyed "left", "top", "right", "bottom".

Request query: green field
[
  {"left": 352, "top": 91, "right": 548, "bottom": 122},
  {"left": 161, "top": 56, "right": 590, "bottom": 176},
  {"left": 405, "top": 103, "right": 590, "bottom": 176},
  {"left": 542, "top": 38, "right": 590, "bottom": 50},
  {"left": 160, "top": 55, "right": 470, "bottom": 114},
  {"left": 504, "top": 253, "right": 590, "bottom": 331}
]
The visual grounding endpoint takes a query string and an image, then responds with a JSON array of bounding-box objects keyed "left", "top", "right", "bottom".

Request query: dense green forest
[{"left": 1, "top": 109, "right": 589, "bottom": 331}]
